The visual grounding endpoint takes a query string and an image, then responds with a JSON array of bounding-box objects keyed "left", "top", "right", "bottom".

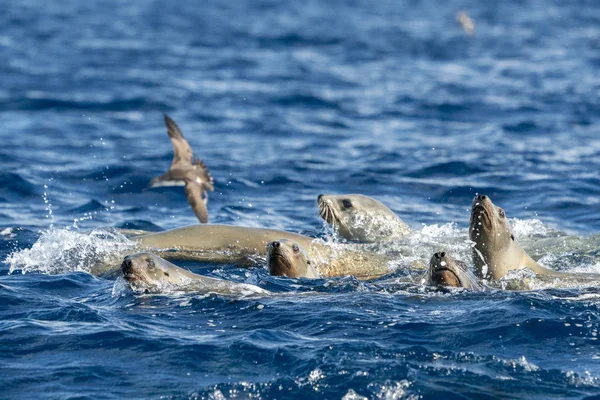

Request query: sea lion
[
  {"left": 121, "top": 252, "right": 268, "bottom": 295},
  {"left": 469, "top": 194, "right": 557, "bottom": 280},
  {"left": 134, "top": 225, "right": 392, "bottom": 279},
  {"left": 267, "top": 239, "right": 320, "bottom": 279},
  {"left": 150, "top": 115, "right": 214, "bottom": 223},
  {"left": 317, "top": 194, "right": 410, "bottom": 242},
  {"left": 427, "top": 252, "right": 482, "bottom": 290}
]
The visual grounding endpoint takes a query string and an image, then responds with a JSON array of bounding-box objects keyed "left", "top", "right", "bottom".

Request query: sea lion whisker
[{"left": 319, "top": 201, "right": 337, "bottom": 226}]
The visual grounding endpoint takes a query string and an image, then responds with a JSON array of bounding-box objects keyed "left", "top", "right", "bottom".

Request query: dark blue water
[{"left": 2, "top": 0, "right": 600, "bottom": 398}]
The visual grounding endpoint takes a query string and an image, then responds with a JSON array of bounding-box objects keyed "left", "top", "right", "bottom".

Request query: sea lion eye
[
  {"left": 342, "top": 199, "right": 353, "bottom": 209},
  {"left": 498, "top": 208, "right": 505, "bottom": 218},
  {"left": 307, "top": 260, "right": 311, "bottom": 265},
  {"left": 511, "top": 234, "right": 515, "bottom": 241},
  {"left": 292, "top": 244, "right": 299, "bottom": 253}
]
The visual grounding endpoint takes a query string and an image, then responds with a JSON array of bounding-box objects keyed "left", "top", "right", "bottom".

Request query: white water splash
[
  {"left": 510, "top": 218, "right": 549, "bottom": 239},
  {"left": 346, "top": 212, "right": 411, "bottom": 241},
  {"left": 503, "top": 356, "right": 540, "bottom": 372},
  {"left": 497, "top": 268, "right": 537, "bottom": 291},
  {"left": 399, "top": 223, "right": 473, "bottom": 267},
  {"left": 42, "top": 179, "right": 55, "bottom": 228},
  {"left": 567, "top": 261, "right": 600, "bottom": 274},
  {"left": 372, "top": 380, "right": 417, "bottom": 400},
  {"left": 0, "top": 227, "right": 14, "bottom": 237},
  {"left": 342, "top": 389, "right": 368, "bottom": 400},
  {"left": 341, "top": 380, "right": 416, "bottom": 400},
  {"left": 5, "top": 227, "right": 135, "bottom": 275},
  {"left": 419, "top": 222, "right": 463, "bottom": 238}
]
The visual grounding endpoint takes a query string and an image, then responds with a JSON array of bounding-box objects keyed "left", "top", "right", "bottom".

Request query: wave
[{"left": 0, "top": 172, "right": 40, "bottom": 200}]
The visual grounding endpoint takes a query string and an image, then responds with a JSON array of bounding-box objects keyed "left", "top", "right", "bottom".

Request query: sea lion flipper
[
  {"left": 184, "top": 179, "right": 209, "bottom": 223},
  {"left": 194, "top": 158, "right": 215, "bottom": 192},
  {"left": 164, "top": 114, "right": 193, "bottom": 166}
]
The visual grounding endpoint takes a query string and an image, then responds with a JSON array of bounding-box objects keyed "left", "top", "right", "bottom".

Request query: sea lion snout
[
  {"left": 472, "top": 194, "right": 491, "bottom": 211},
  {"left": 121, "top": 256, "right": 134, "bottom": 275},
  {"left": 430, "top": 252, "right": 451, "bottom": 271},
  {"left": 267, "top": 241, "right": 282, "bottom": 254},
  {"left": 317, "top": 194, "right": 331, "bottom": 204}
]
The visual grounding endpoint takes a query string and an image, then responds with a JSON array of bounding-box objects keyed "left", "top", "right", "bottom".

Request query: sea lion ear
[{"left": 510, "top": 234, "right": 515, "bottom": 241}]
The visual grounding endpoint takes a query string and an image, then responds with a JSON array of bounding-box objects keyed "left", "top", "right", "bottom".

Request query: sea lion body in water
[
  {"left": 121, "top": 252, "right": 268, "bottom": 295},
  {"left": 318, "top": 194, "right": 410, "bottom": 242},
  {"left": 134, "top": 225, "right": 391, "bottom": 279},
  {"left": 267, "top": 239, "right": 320, "bottom": 279},
  {"left": 427, "top": 252, "right": 482, "bottom": 290},
  {"left": 426, "top": 251, "right": 600, "bottom": 291},
  {"left": 469, "top": 194, "right": 557, "bottom": 280},
  {"left": 150, "top": 115, "right": 214, "bottom": 223}
]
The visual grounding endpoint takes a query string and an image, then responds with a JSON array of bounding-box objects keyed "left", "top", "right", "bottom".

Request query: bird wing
[
  {"left": 193, "top": 158, "right": 215, "bottom": 191},
  {"left": 184, "top": 179, "right": 209, "bottom": 223},
  {"left": 164, "top": 114, "right": 193, "bottom": 167}
]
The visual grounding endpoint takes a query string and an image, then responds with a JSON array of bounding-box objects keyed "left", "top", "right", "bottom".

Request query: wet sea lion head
[
  {"left": 428, "top": 252, "right": 481, "bottom": 290},
  {"left": 266, "top": 239, "right": 319, "bottom": 279},
  {"left": 121, "top": 252, "right": 186, "bottom": 292},
  {"left": 317, "top": 194, "right": 409, "bottom": 242},
  {"left": 469, "top": 194, "right": 528, "bottom": 279},
  {"left": 469, "top": 194, "right": 514, "bottom": 250}
]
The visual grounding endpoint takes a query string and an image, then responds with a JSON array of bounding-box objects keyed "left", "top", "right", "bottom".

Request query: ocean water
[{"left": 2, "top": 0, "right": 600, "bottom": 398}]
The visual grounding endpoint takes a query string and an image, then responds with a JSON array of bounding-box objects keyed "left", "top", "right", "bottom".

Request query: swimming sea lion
[
  {"left": 134, "top": 225, "right": 392, "bottom": 279},
  {"left": 469, "top": 194, "right": 556, "bottom": 280},
  {"left": 427, "top": 252, "right": 482, "bottom": 290},
  {"left": 267, "top": 239, "right": 320, "bottom": 279},
  {"left": 121, "top": 252, "right": 268, "bottom": 295},
  {"left": 150, "top": 115, "right": 214, "bottom": 223},
  {"left": 317, "top": 194, "right": 410, "bottom": 242}
]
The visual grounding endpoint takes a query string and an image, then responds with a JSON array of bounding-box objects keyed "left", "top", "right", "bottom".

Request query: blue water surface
[{"left": 1, "top": 0, "right": 600, "bottom": 398}]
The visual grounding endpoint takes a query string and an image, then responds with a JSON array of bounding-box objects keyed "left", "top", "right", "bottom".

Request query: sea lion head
[
  {"left": 428, "top": 252, "right": 481, "bottom": 290},
  {"left": 121, "top": 252, "right": 184, "bottom": 292},
  {"left": 317, "top": 194, "right": 409, "bottom": 242},
  {"left": 469, "top": 194, "right": 517, "bottom": 279},
  {"left": 266, "top": 239, "right": 319, "bottom": 279}
]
